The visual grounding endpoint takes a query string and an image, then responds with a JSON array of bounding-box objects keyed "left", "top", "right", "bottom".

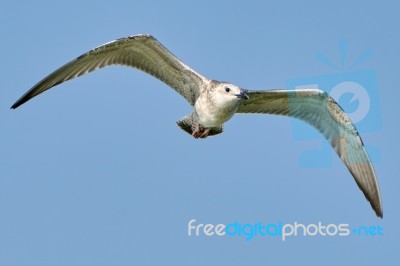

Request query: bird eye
[{"left": 225, "top": 87, "right": 231, "bottom": 92}]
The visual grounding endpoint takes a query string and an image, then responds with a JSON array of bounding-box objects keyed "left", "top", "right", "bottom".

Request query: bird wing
[
  {"left": 237, "top": 89, "right": 383, "bottom": 217},
  {"left": 11, "top": 34, "right": 207, "bottom": 109}
]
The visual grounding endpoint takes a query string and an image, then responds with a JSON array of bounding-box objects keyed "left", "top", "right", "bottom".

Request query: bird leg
[{"left": 192, "top": 124, "right": 210, "bottom": 139}]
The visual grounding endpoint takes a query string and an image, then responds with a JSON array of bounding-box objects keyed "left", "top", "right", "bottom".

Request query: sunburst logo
[{"left": 286, "top": 40, "right": 381, "bottom": 168}]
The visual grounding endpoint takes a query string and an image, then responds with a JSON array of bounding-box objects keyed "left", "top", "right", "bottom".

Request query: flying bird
[{"left": 11, "top": 34, "right": 383, "bottom": 217}]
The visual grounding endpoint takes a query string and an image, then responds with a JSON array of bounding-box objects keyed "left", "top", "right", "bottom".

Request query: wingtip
[
  {"left": 370, "top": 198, "right": 383, "bottom": 218},
  {"left": 10, "top": 93, "right": 32, "bottom": 109},
  {"left": 371, "top": 186, "right": 383, "bottom": 219},
  {"left": 10, "top": 100, "right": 23, "bottom": 109},
  {"left": 375, "top": 207, "right": 383, "bottom": 219}
]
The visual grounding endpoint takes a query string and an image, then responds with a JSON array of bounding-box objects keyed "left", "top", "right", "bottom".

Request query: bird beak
[{"left": 236, "top": 90, "right": 249, "bottom": 100}]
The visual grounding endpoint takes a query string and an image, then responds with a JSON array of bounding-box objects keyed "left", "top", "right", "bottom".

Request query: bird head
[{"left": 214, "top": 83, "right": 249, "bottom": 107}]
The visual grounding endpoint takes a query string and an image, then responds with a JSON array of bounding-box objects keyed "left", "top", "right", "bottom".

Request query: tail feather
[{"left": 176, "top": 115, "right": 223, "bottom": 137}]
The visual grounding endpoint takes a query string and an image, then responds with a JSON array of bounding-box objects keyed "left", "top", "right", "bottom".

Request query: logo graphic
[
  {"left": 187, "top": 219, "right": 384, "bottom": 241},
  {"left": 286, "top": 40, "right": 381, "bottom": 167}
]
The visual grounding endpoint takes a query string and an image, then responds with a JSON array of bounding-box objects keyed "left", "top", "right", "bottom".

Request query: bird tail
[{"left": 176, "top": 115, "right": 223, "bottom": 137}]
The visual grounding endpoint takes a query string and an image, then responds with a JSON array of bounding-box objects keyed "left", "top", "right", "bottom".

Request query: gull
[{"left": 11, "top": 34, "right": 382, "bottom": 217}]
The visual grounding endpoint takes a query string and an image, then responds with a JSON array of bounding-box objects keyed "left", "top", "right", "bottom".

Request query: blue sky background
[{"left": 1, "top": 0, "right": 399, "bottom": 265}]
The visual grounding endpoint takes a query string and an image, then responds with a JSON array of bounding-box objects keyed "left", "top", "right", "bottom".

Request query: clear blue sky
[{"left": 1, "top": 0, "right": 398, "bottom": 265}]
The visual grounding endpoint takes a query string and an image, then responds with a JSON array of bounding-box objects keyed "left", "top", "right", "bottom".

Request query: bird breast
[{"left": 194, "top": 94, "right": 238, "bottom": 128}]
